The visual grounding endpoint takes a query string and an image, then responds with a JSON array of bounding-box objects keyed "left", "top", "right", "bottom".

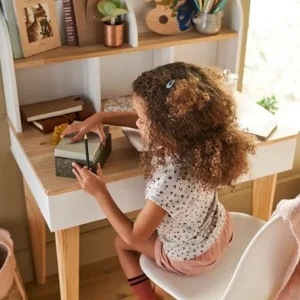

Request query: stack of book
[
  {"left": 54, "top": 125, "right": 112, "bottom": 178},
  {"left": 20, "top": 96, "right": 94, "bottom": 134}
]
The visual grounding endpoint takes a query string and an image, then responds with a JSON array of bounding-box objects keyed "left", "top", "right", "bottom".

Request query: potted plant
[
  {"left": 257, "top": 95, "right": 279, "bottom": 114},
  {"left": 97, "top": 0, "right": 129, "bottom": 47}
]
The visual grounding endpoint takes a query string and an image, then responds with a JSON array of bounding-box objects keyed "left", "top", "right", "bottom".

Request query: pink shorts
[{"left": 154, "top": 211, "right": 233, "bottom": 276}]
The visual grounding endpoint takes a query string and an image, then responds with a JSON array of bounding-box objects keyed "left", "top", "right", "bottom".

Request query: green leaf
[
  {"left": 102, "top": 15, "right": 115, "bottom": 22},
  {"left": 110, "top": 8, "right": 128, "bottom": 16},
  {"left": 112, "top": 0, "right": 123, "bottom": 9},
  {"left": 103, "top": 2, "right": 117, "bottom": 15},
  {"left": 257, "top": 95, "right": 279, "bottom": 114},
  {"left": 97, "top": 1, "right": 107, "bottom": 15},
  {"left": 258, "top": 50, "right": 267, "bottom": 62}
]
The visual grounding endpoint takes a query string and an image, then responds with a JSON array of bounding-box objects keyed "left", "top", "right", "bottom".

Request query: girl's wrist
[
  {"left": 97, "top": 112, "right": 104, "bottom": 123},
  {"left": 98, "top": 112, "right": 109, "bottom": 125},
  {"left": 94, "top": 184, "right": 110, "bottom": 201}
]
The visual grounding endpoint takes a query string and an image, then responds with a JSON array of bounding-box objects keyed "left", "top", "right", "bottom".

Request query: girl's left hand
[{"left": 72, "top": 162, "right": 108, "bottom": 197}]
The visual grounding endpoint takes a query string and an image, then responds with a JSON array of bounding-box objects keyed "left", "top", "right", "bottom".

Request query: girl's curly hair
[{"left": 132, "top": 62, "right": 256, "bottom": 190}]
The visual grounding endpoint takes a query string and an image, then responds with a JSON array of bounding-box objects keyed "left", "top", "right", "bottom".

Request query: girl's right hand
[{"left": 61, "top": 113, "right": 107, "bottom": 144}]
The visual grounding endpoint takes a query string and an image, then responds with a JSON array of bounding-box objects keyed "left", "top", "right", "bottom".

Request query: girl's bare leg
[{"left": 114, "top": 233, "right": 158, "bottom": 300}]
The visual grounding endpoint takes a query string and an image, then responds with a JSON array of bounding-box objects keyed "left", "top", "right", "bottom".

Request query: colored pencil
[
  {"left": 202, "top": 0, "right": 208, "bottom": 12},
  {"left": 193, "top": 0, "right": 200, "bottom": 11},
  {"left": 84, "top": 134, "right": 90, "bottom": 170},
  {"left": 198, "top": 0, "right": 202, "bottom": 11},
  {"left": 212, "top": 0, "right": 228, "bottom": 13},
  {"left": 211, "top": 0, "right": 219, "bottom": 12},
  {"left": 204, "top": 0, "right": 215, "bottom": 13}
]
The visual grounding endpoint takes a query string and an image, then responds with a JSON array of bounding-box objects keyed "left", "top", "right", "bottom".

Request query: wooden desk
[
  {"left": 2, "top": 2, "right": 297, "bottom": 298},
  {"left": 10, "top": 123, "right": 146, "bottom": 300},
  {"left": 7, "top": 97, "right": 298, "bottom": 300}
]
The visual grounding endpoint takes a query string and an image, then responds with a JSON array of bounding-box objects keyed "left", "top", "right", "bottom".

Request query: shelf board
[
  {"left": 11, "top": 122, "right": 141, "bottom": 196},
  {"left": 14, "top": 28, "right": 238, "bottom": 70}
]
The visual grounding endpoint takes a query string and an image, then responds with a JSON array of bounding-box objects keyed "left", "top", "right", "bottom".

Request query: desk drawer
[{"left": 48, "top": 177, "right": 146, "bottom": 231}]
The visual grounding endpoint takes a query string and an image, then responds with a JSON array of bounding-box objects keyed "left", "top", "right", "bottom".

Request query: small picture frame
[{"left": 13, "top": 0, "right": 61, "bottom": 57}]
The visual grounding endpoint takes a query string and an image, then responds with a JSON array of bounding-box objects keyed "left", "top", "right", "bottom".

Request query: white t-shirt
[{"left": 145, "top": 159, "right": 226, "bottom": 261}]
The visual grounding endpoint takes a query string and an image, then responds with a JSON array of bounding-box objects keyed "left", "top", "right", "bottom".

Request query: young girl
[{"left": 62, "top": 62, "right": 255, "bottom": 300}]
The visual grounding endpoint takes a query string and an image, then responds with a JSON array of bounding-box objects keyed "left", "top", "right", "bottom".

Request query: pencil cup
[{"left": 193, "top": 12, "right": 223, "bottom": 35}]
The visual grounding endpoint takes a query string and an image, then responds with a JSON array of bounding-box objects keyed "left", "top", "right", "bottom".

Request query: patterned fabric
[
  {"left": 102, "top": 96, "right": 134, "bottom": 112},
  {"left": 145, "top": 157, "right": 226, "bottom": 261},
  {"left": 154, "top": 211, "right": 233, "bottom": 275}
]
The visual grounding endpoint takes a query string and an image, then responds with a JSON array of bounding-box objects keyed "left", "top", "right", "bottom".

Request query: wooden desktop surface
[
  {"left": 7, "top": 117, "right": 298, "bottom": 197},
  {"left": 13, "top": 122, "right": 141, "bottom": 196}
]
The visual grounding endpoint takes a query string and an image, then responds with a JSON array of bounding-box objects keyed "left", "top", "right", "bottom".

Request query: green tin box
[{"left": 54, "top": 126, "right": 111, "bottom": 178}]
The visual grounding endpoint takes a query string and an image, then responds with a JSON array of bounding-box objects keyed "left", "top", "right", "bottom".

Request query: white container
[{"left": 223, "top": 69, "right": 238, "bottom": 92}]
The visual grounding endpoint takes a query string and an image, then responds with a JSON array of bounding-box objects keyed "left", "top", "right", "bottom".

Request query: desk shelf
[{"left": 14, "top": 28, "right": 237, "bottom": 70}]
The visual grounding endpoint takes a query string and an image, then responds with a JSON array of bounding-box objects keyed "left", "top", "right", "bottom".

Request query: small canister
[
  {"left": 193, "top": 12, "right": 223, "bottom": 35},
  {"left": 223, "top": 69, "right": 238, "bottom": 92}
]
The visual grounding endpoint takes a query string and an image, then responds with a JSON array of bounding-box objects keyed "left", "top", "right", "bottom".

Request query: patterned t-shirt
[{"left": 145, "top": 158, "right": 226, "bottom": 261}]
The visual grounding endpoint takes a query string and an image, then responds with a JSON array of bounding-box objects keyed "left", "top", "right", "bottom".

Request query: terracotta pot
[{"left": 104, "top": 22, "right": 124, "bottom": 48}]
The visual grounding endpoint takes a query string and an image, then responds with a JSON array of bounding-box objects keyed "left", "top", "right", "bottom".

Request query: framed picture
[{"left": 13, "top": 0, "right": 61, "bottom": 57}]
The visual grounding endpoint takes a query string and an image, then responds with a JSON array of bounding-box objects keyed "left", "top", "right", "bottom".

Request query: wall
[{"left": 0, "top": 0, "right": 299, "bottom": 283}]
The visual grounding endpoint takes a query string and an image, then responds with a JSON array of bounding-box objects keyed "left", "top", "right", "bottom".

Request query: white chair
[{"left": 140, "top": 212, "right": 297, "bottom": 300}]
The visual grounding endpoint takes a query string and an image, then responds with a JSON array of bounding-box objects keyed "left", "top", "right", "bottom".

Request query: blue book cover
[{"left": 0, "top": 0, "right": 23, "bottom": 59}]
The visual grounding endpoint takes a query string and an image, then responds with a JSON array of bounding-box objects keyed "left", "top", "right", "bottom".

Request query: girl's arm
[
  {"left": 101, "top": 111, "right": 138, "bottom": 128},
  {"left": 62, "top": 111, "right": 138, "bottom": 143},
  {"left": 95, "top": 193, "right": 165, "bottom": 245},
  {"left": 72, "top": 162, "right": 166, "bottom": 245}
]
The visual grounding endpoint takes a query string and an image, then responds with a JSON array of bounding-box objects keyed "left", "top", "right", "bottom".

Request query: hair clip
[{"left": 166, "top": 79, "right": 176, "bottom": 89}]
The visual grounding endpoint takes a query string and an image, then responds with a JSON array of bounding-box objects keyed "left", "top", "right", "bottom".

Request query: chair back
[{"left": 222, "top": 215, "right": 297, "bottom": 300}]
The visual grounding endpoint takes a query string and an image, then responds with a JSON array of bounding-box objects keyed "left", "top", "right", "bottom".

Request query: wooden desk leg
[
  {"left": 23, "top": 178, "right": 46, "bottom": 285},
  {"left": 55, "top": 226, "right": 80, "bottom": 300},
  {"left": 252, "top": 174, "right": 278, "bottom": 221}
]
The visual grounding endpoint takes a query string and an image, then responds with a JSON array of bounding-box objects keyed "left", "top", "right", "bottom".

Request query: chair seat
[{"left": 140, "top": 213, "right": 265, "bottom": 300}]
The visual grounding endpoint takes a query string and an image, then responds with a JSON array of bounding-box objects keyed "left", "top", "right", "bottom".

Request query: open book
[
  {"left": 235, "top": 92, "right": 277, "bottom": 141},
  {"left": 122, "top": 127, "right": 147, "bottom": 152}
]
